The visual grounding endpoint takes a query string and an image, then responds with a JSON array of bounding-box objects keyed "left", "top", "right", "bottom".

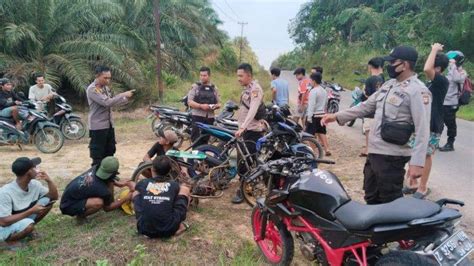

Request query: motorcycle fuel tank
[{"left": 288, "top": 169, "right": 350, "bottom": 221}]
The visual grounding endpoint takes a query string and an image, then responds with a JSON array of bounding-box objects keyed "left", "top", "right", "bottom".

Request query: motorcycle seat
[
  {"left": 334, "top": 197, "right": 440, "bottom": 231},
  {"left": 204, "top": 124, "right": 236, "bottom": 136},
  {"left": 163, "top": 110, "right": 190, "bottom": 117}
]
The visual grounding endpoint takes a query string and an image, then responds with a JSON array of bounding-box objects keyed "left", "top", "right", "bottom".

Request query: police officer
[
  {"left": 322, "top": 46, "right": 432, "bottom": 204},
  {"left": 232, "top": 63, "right": 265, "bottom": 204},
  {"left": 87, "top": 66, "right": 134, "bottom": 166},
  {"left": 187, "top": 66, "right": 220, "bottom": 147}
]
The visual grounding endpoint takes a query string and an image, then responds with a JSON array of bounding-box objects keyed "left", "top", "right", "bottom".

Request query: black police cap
[{"left": 383, "top": 45, "right": 418, "bottom": 63}]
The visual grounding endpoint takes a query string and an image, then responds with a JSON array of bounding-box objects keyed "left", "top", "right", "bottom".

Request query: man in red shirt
[{"left": 293, "top": 67, "right": 311, "bottom": 126}]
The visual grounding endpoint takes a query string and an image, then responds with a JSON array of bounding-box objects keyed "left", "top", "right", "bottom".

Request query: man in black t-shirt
[
  {"left": 133, "top": 156, "right": 191, "bottom": 238},
  {"left": 60, "top": 156, "right": 135, "bottom": 224},
  {"left": 405, "top": 43, "right": 449, "bottom": 199}
]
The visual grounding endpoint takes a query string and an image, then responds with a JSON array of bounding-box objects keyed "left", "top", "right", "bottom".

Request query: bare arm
[
  {"left": 424, "top": 43, "right": 443, "bottom": 81},
  {"left": 0, "top": 206, "right": 45, "bottom": 226}
]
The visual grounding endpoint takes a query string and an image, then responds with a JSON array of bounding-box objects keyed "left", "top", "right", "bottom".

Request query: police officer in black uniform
[{"left": 187, "top": 67, "right": 221, "bottom": 147}]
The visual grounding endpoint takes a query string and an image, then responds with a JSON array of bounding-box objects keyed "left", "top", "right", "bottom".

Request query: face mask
[{"left": 386, "top": 62, "right": 403, "bottom": 78}]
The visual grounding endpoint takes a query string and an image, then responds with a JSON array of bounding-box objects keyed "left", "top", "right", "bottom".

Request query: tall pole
[
  {"left": 153, "top": 0, "right": 163, "bottom": 102},
  {"left": 238, "top": 21, "right": 248, "bottom": 63}
]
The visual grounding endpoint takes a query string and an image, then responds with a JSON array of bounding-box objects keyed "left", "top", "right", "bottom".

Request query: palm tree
[{"left": 0, "top": 0, "right": 147, "bottom": 93}]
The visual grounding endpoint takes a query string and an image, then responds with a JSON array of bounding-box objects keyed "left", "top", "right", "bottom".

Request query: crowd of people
[{"left": 0, "top": 43, "right": 470, "bottom": 251}]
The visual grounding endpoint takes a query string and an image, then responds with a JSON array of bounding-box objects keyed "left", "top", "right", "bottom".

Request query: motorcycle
[
  {"left": 325, "top": 80, "right": 344, "bottom": 114},
  {"left": 45, "top": 92, "right": 86, "bottom": 140},
  {"left": 0, "top": 101, "right": 64, "bottom": 153},
  {"left": 250, "top": 157, "right": 472, "bottom": 266}
]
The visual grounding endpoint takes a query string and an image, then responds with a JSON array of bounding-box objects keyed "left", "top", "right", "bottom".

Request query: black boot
[
  {"left": 439, "top": 142, "right": 454, "bottom": 152},
  {"left": 231, "top": 189, "right": 244, "bottom": 204}
]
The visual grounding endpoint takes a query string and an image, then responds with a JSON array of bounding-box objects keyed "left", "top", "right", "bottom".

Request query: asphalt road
[{"left": 281, "top": 70, "right": 474, "bottom": 233}]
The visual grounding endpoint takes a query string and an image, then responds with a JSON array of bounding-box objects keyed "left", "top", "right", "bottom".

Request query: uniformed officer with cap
[
  {"left": 86, "top": 66, "right": 134, "bottom": 166},
  {"left": 232, "top": 63, "right": 265, "bottom": 204},
  {"left": 322, "top": 46, "right": 432, "bottom": 204}
]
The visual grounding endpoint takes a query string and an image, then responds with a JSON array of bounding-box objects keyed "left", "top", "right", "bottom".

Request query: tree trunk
[{"left": 153, "top": 0, "right": 163, "bottom": 103}]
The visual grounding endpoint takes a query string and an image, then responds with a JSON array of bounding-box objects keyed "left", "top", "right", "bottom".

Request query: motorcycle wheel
[
  {"left": 154, "top": 122, "right": 187, "bottom": 149},
  {"left": 151, "top": 116, "right": 160, "bottom": 136},
  {"left": 241, "top": 176, "right": 268, "bottom": 207},
  {"left": 34, "top": 127, "right": 64, "bottom": 153},
  {"left": 375, "top": 251, "right": 437, "bottom": 266},
  {"left": 251, "top": 207, "right": 294, "bottom": 265},
  {"left": 131, "top": 160, "right": 182, "bottom": 183},
  {"left": 301, "top": 137, "right": 324, "bottom": 159},
  {"left": 328, "top": 102, "right": 339, "bottom": 114},
  {"left": 187, "top": 144, "right": 228, "bottom": 182},
  {"left": 60, "top": 118, "right": 86, "bottom": 140}
]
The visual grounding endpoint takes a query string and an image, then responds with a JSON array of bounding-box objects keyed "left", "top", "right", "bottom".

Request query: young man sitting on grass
[
  {"left": 59, "top": 156, "right": 135, "bottom": 224},
  {"left": 133, "top": 155, "right": 191, "bottom": 238},
  {"left": 0, "top": 157, "right": 58, "bottom": 248}
]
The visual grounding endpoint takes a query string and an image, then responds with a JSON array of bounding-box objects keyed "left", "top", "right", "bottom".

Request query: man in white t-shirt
[
  {"left": 28, "top": 74, "right": 54, "bottom": 111},
  {"left": 0, "top": 157, "right": 58, "bottom": 247}
]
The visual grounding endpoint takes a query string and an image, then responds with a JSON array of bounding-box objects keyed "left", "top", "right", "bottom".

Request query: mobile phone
[{"left": 44, "top": 200, "right": 57, "bottom": 207}]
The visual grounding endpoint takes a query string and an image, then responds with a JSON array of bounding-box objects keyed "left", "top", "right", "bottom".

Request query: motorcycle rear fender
[
  {"left": 65, "top": 113, "right": 81, "bottom": 119},
  {"left": 408, "top": 207, "right": 461, "bottom": 227}
]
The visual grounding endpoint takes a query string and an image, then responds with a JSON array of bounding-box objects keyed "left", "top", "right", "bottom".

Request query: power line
[
  {"left": 212, "top": 1, "right": 238, "bottom": 23},
  {"left": 223, "top": 0, "right": 240, "bottom": 21}
]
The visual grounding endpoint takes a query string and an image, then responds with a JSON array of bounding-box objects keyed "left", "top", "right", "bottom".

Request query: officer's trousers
[
  {"left": 442, "top": 105, "right": 458, "bottom": 144},
  {"left": 237, "top": 130, "right": 263, "bottom": 177},
  {"left": 363, "top": 154, "right": 410, "bottom": 205},
  {"left": 89, "top": 127, "right": 116, "bottom": 166}
]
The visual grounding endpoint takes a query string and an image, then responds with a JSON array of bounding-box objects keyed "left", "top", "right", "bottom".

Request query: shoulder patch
[
  {"left": 251, "top": 90, "right": 259, "bottom": 98},
  {"left": 421, "top": 92, "right": 431, "bottom": 105}
]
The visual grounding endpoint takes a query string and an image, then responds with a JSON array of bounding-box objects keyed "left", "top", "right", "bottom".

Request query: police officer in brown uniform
[
  {"left": 187, "top": 66, "right": 221, "bottom": 147},
  {"left": 232, "top": 63, "right": 266, "bottom": 204},
  {"left": 322, "top": 46, "right": 432, "bottom": 204},
  {"left": 86, "top": 66, "right": 134, "bottom": 166}
]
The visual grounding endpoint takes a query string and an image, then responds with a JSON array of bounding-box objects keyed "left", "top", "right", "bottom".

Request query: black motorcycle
[
  {"left": 47, "top": 93, "right": 86, "bottom": 140},
  {"left": 250, "top": 157, "right": 472, "bottom": 266},
  {"left": 0, "top": 101, "right": 64, "bottom": 153}
]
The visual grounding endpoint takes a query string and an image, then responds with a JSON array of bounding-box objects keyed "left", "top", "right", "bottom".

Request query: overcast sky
[{"left": 211, "top": 0, "right": 308, "bottom": 69}]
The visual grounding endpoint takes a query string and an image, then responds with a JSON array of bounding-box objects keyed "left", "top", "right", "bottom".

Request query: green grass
[{"left": 457, "top": 101, "right": 474, "bottom": 121}]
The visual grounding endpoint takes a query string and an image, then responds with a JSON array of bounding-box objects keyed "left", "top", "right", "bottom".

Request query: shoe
[
  {"left": 231, "top": 189, "right": 244, "bottom": 204},
  {"left": 412, "top": 188, "right": 431, "bottom": 199},
  {"left": 439, "top": 143, "right": 454, "bottom": 152}
]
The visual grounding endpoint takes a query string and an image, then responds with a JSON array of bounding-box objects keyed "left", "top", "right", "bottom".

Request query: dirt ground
[{"left": 4, "top": 108, "right": 462, "bottom": 264}]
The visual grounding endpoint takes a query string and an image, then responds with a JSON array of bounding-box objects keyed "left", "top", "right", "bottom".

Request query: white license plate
[{"left": 433, "top": 230, "right": 473, "bottom": 265}]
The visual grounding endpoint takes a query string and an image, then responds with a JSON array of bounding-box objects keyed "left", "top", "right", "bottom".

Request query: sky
[{"left": 211, "top": 0, "right": 308, "bottom": 70}]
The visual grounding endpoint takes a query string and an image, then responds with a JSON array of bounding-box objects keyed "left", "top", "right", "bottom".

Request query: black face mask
[{"left": 386, "top": 62, "right": 403, "bottom": 78}]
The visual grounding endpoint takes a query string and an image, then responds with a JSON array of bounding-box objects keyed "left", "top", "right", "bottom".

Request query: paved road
[{"left": 281, "top": 70, "right": 474, "bottom": 232}]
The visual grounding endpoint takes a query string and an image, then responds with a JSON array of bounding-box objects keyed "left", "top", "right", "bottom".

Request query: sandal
[
  {"left": 359, "top": 153, "right": 368, "bottom": 157},
  {"left": 402, "top": 186, "right": 417, "bottom": 195},
  {"left": 412, "top": 188, "right": 431, "bottom": 199}
]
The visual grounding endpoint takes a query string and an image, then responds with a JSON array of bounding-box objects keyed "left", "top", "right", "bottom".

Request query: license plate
[{"left": 433, "top": 230, "right": 473, "bottom": 265}]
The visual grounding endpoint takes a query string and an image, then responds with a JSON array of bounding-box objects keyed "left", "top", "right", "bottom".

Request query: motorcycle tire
[
  {"left": 375, "top": 251, "right": 437, "bottom": 266},
  {"left": 301, "top": 137, "right": 324, "bottom": 159},
  {"left": 328, "top": 102, "right": 339, "bottom": 114},
  {"left": 187, "top": 144, "right": 227, "bottom": 180},
  {"left": 60, "top": 118, "right": 86, "bottom": 140},
  {"left": 251, "top": 207, "right": 294, "bottom": 266},
  {"left": 34, "top": 127, "right": 64, "bottom": 153},
  {"left": 241, "top": 176, "right": 268, "bottom": 207},
  {"left": 154, "top": 122, "right": 187, "bottom": 148},
  {"left": 131, "top": 160, "right": 182, "bottom": 183},
  {"left": 151, "top": 116, "right": 160, "bottom": 136}
]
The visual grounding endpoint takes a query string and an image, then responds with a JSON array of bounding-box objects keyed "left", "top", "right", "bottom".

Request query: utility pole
[
  {"left": 153, "top": 0, "right": 163, "bottom": 102},
  {"left": 238, "top": 21, "right": 248, "bottom": 63}
]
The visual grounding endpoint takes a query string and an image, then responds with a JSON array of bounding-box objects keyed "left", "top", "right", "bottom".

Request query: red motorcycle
[{"left": 249, "top": 157, "right": 472, "bottom": 265}]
